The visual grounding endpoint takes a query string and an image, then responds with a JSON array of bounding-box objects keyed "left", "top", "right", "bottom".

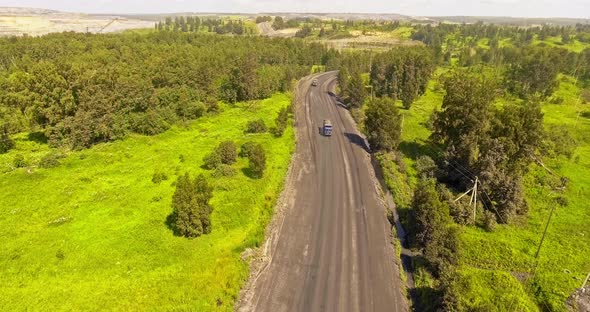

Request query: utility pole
[{"left": 454, "top": 176, "right": 479, "bottom": 222}]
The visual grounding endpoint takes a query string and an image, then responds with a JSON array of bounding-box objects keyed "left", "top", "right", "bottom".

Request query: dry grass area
[{"left": 0, "top": 7, "right": 154, "bottom": 36}]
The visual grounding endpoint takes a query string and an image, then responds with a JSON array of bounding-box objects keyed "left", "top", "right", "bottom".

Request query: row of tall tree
[
  {"left": 157, "top": 17, "right": 252, "bottom": 35},
  {"left": 370, "top": 47, "right": 435, "bottom": 109}
]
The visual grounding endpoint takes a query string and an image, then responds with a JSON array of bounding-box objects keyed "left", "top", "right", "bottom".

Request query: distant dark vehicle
[
  {"left": 323, "top": 119, "right": 333, "bottom": 136},
  {"left": 312, "top": 79, "right": 319, "bottom": 87}
]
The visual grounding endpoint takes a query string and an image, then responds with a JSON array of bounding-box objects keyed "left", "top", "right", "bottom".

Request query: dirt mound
[{"left": 567, "top": 286, "right": 590, "bottom": 312}]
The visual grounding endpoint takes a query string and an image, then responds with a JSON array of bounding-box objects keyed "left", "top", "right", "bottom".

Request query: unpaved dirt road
[
  {"left": 238, "top": 72, "right": 408, "bottom": 312},
  {"left": 257, "top": 22, "right": 297, "bottom": 38}
]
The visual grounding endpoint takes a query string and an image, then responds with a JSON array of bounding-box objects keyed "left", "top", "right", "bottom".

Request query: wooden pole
[{"left": 473, "top": 176, "right": 478, "bottom": 221}]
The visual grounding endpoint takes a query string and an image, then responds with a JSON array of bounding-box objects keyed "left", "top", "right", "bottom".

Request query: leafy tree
[
  {"left": 248, "top": 143, "right": 266, "bottom": 178},
  {"left": 504, "top": 47, "right": 560, "bottom": 98},
  {"left": 272, "top": 16, "right": 285, "bottom": 30},
  {"left": 364, "top": 97, "right": 402, "bottom": 152},
  {"left": 345, "top": 70, "right": 367, "bottom": 108},
  {"left": 432, "top": 71, "right": 495, "bottom": 181},
  {"left": 170, "top": 173, "right": 213, "bottom": 238}
]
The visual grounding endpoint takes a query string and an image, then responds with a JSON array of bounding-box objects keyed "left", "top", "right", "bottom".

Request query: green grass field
[
  {"left": 0, "top": 93, "right": 295, "bottom": 311},
  {"left": 380, "top": 70, "right": 590, "bottom": 311}
]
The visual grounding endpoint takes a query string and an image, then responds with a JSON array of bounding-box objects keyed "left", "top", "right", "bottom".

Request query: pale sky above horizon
[{"left": 1, "top": 0, "right": 589, "bottom": 19}]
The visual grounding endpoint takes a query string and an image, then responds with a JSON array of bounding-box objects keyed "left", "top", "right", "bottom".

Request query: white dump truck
[{"left": 323, "top": 119, "right": 333, "bottom": 136}]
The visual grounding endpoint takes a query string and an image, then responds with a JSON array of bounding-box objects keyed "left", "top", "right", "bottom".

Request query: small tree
[
  {"left": 203, "top": 151, "right": 222, "bottom": 170},
  {"left": 272, "top": 107, "right": 289, "bottom": 137},
  {"left": 364, "top": 97, "right": 402, "bottom": 151},
  {"left": 215, "top": 141, "right": 237, "bottom": 165},
  {"left": 170, "top": 173, "right": 213, "bottom": 238},
  {"left": 248, "top": 143, "right": 266, "bottom": 178}
]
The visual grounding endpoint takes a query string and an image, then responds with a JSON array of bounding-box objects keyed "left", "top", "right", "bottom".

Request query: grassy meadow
[
  {"left": 379, "top": 70, "right": 590, "bottom": 310},
  {"left": 0, "top": 93, "right": 294, "bottom": 311}
]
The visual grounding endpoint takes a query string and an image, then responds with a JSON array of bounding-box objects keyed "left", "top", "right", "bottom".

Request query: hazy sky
[{"left": 1, "top": 0, "right": 590, "bottom": 18}]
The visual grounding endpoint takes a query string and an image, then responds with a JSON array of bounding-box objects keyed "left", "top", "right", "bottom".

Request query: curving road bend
[{"left": 239, "top": 72, "right": 407, "bottom": 312}]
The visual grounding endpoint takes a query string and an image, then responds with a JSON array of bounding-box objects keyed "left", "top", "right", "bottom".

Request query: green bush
[
  {"left": 152, "top": 171, "right": 169, "bottom": 184},
  {"left": 0, "top": 127, "right": 15, "bottom": 154},
  {"left": 203, "top": 152, "right": 222, "bottom": 170},
  {"left": 215, "top": 141, "right": 237, "bottom": 165},
  {"left": 482, "top": 210, "right": 497, "bottom": 232},
  {"left": 13, "top": 154, "right": 28, "bottom": 168},
  {"left": 39, "top": 152, "right": 64, "bottom": 169},
  {"left": 206, "top": 99, "right": 221, "bottom": 114},
  {"left": 245, "top": 119, "right": 267, "bottom": 133},
  {"left": 212, "top": 164, "right": 237, "bottom": 178},
  {"left": 130, "top": 110, "right": 171, "bottom": 135},
  {"left": 240, "top": 141, "right": 257, "bottom": 158}
]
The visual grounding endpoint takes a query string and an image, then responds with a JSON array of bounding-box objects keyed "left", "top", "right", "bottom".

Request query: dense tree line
[{"left": 0, "top": 32, "right": 326, "bottom": 150}]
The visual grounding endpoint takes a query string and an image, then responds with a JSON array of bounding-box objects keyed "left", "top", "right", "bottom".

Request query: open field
[
  {"left": 378, "top": 69, "right": 590, "bottom": 310},
  {"left": 0, "top": 93, "right": 294, "bottom": 311},
  {"left": 0, "top": 7, "right": 154, "bottom": 36}
]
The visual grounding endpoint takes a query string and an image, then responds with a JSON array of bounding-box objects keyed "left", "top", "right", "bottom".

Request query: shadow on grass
[
  {"left": 27, "top": 132, "right": 48, "bottom": 144},
  {"left": 409, "top": 287, "right": 440, "bottom": 312},
  {"left": 581, "top": 111, "right": 590, "bottom": 119},
  {"left": 164, "top": 213, "right": 180, "bottom": 237},
  {"left": 241, "top": 167, "right": 262, "bottom": 179},
  {"left": 343, "top": 132, "right": 370, "bottom": 153}
]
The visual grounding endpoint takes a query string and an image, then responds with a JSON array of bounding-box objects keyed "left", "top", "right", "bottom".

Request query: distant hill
[{"left": 427, "top": 15, "right": 590, "bottom": 26}]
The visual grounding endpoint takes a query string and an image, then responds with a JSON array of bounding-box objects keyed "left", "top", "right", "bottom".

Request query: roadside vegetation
[
  {"left": 334, "top": 21, "right": 590, "bottom": 311},
  {"left": 0, "top": 92, "right": 295, "bottom": 311},
  {"left": 0, "top": 30, "right": 332, "bottom": 310}
]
